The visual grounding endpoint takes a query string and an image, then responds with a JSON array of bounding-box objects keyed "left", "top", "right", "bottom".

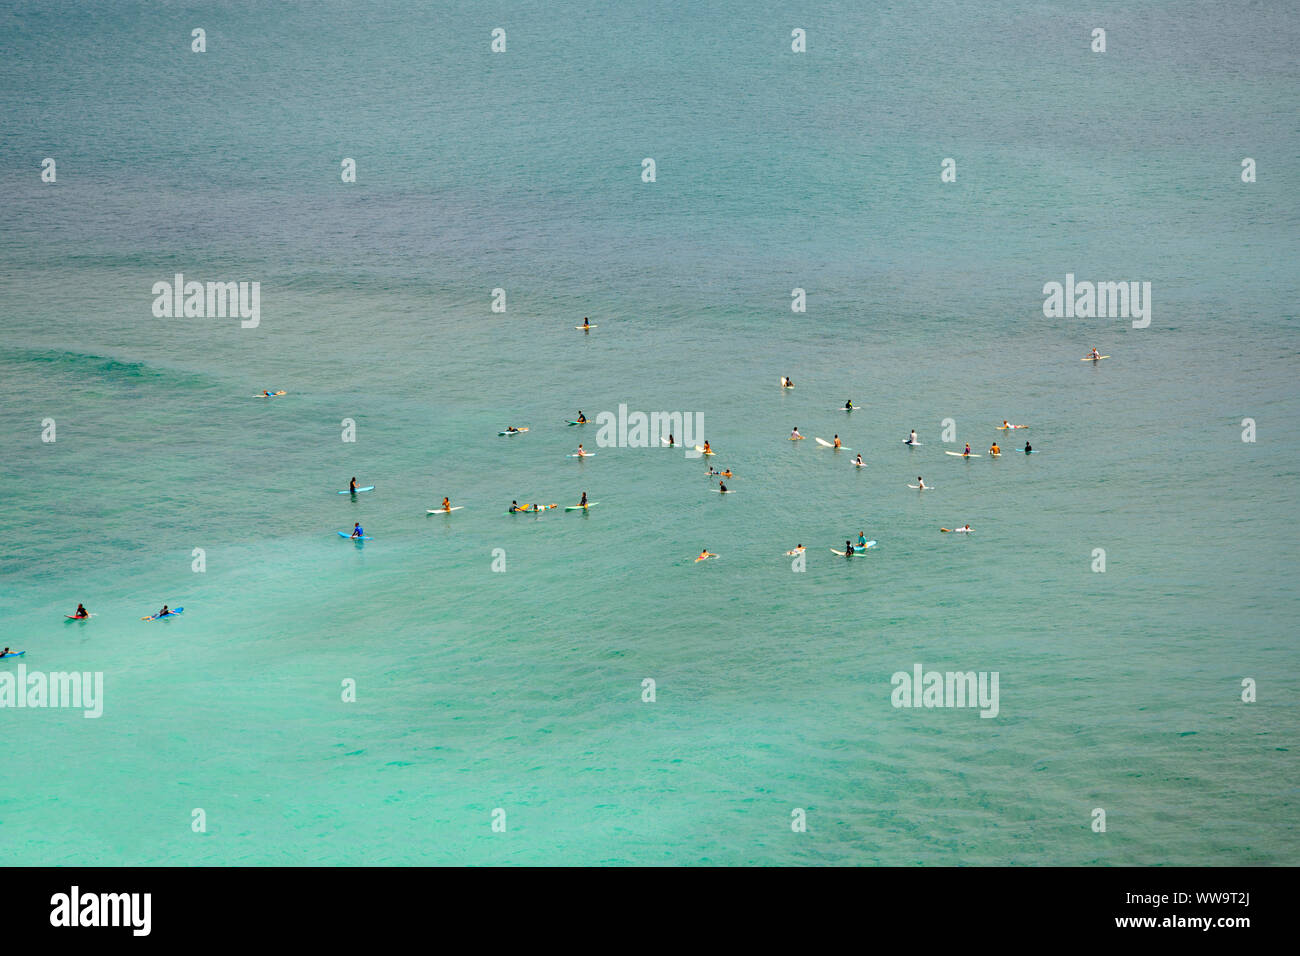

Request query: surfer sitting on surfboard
[
  {"left": 917, "top": 477, "right": 928, "bottom": 489},
  {"left": 666, "top": 433, "right": 675, "bottom": 446},
  {"left": 1089, "top": 347, "right": 1101, "bottom": 360},
  {"left": 791, "top": 427, "right": 803, "bottom": 440},
  {"left": 845, "top": 400, "right": 853, "bottom": 410},
  {"left": 857, "top": 532, "right": 867, "bottom": 548},
  {"left": 908, "top": 430, "right": 918, "bottom": 444},
  {"left": 441, "top": 497, "right": 452, "bottom": 513},
  {"left": 702, "top": 441, "right": 712, "bottom": 455},
  {"left": 990, "top": 442, "right": 1000, "bottom": 456},
  {"left": 697, "top": 549, "right": 716, "bottom": 561},
  {"left": 844, "top": 541, "right": 855, "bottom": 556},
  {"left": 854, "top": 454, "right": 864, "bottom": 466},
  {"left": 579, "top": 492, "right": 588, "bottom": 507},
  {"left": 351, "top": 524, "right": 364, "bottom": 539},
  {"left": 718, "top": 481, "right": 728, "bottom": 493},
  {"left": 578, "top": 317, "right": 592, "bottom": 329},
  {"left": 964, "top": 443, "right": 972, "bottom": 456},
  {"left": 576, "top": 411, "right": 587, "bottom": 424},
  {"left": 349, "top": 477, "right": 359, "bottom": 493},
  {"left": 1024, "top": 442, "right": 1032, "bottom": 453},
  {"left": 73, "top": 603, "right": 89, "bottom": 619},
  {"left": 833, "top": 435, "right": 842, "bottom": 449}
]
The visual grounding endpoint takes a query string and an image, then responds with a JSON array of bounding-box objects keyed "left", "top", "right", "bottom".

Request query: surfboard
[
  {"left": 141, "top": 607, "right": 185, "bottom": 621},
  {"left": 565, "top": 502, "right": 599, "bottom": 510},
  {"left": 837, "top": 406, "right": 857, "bottom": 411},
  {"left": 829, "top": 549, "right": 868, "bottom": 557},
  {"left": 944, "top": 451, "right": 982, "bottom": 457},
  {"left": 902, "top": 440, "right": 922, "bottom": 445},
  {"left": 576, "top": 325, "right": 597, "bottom": 330},
  {"left": 784, "top": 548, "right": 806, "bottom": 556},
  {"left": 507, "top": 504, "right": 556, "bottom": 514},
  {"left": 65, "top": 614, "right": 94, "bottom": 620},
  {"left": 338, "top": 532, "right": 371, "bottom": 539},
  {"left": 426, "top": 507, "right": 464, "bottom": 514},
  {"left": 567, "top": 453, "right": 595, "bottom": 458},
  {"left": 907, "top": 484, "right": 933, "bottom": 489},
  {"left": 0, "top": 651, "right": 25, "bottom": 658},
  {"left": 941, "top": 528, "right": 974, "bottom": 533},
  {"left": 566, "top": 420, "right": 587, "bottom": 426},
  {"left": 853, "top": 460, "right": 868, "bottom": 467},
  {"left": 660, "top": 437, "right": 676, "bottom": 446},
  {"left": 338, "top": 486, "right": 375, "bottom": 494},
  {"left": 694, "top": 554, "right": 718, "bottom": 562},
  {"left": 789, "top": 435, "right": 805, "bottom": 440},
  {"left": 1082, "top": 355, "right": 1110, "bottom": 361},
  {"left": 498, "top": 428, "right": 529, "bottom": 436},
  {"left": 779, "top": 378, "right": 794, "bottom": 388},
  {"left": 694, "top": 445, "right": 715, "bottom": 455},
  {"left": 253, "top": 391, "right": 286, "bottom": 397},
  {"left": 815, "top": 438, "right": 849, "bottom": 449}
]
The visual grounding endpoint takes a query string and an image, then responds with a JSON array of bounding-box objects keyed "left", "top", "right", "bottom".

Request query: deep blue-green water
[{"left": 0, "top": 0, "right": 1296, "bottom": 865}]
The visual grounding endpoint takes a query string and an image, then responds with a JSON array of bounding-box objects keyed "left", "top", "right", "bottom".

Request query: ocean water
[{"left": 0, "top": 0, "right": 1296, "bottom": 865}]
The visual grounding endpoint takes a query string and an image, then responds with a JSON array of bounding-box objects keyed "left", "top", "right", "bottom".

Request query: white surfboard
[
  {"left": 944, "top": 451, "right": 982, "bottom": 457},
  {"left": 426, "top": 507, "right": 464, "bottom": 514},
  {"left": 907, "top": 484, "right": 933, "bottom": 489}
]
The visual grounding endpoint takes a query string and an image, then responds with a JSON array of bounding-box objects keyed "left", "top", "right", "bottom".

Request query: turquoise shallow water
[{"left": 0, "top": 0, "right": 1297, "bottom": 865}]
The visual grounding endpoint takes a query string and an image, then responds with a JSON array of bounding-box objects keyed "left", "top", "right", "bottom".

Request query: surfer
[
  {"left": 579, "top": 492, "right": 588, "bottom": 507},
  {"left": 73, "top": 603, "right": 88, "bottom": 619},
  {"left": 509, "top": 501, "right": 520, "bottom": 513},
  {"left": 667, "top": 433, "right": 675, "bottom": 446},
  {"left": 844, "top": 400, "right": 853, "bottom": 410},
  {"left": 854, "top": 453, "right": 864, "bottom": 466},
  {"left": 787, "top": 544, "right": 805, "bottom": 554},
  {"left": 833, "top": 435, "right": 842, "bottom": 449},
  {"left": 917, "top": 476, "right": 928, "bottom": 489},
  {"left": 576, "top": 444, "right": 586, "bottom": 457},
  {"left": 697, "top": 549, "right": 716, "bottom": 561},
  {"left": 791, "top": 427, "right": 804, "bottom": 440},
  {"left": 350, "top": 524, "right": 364, "bottom": 539},
  {"left": 702, "top": 441, "right": 712, "bottom": 455},
  {"left": 964, "top": 442, "right": 972, "bottom": 456},
  {"left": 844, "top": 541, "right": 855, "bottom": 556},
  {"left": 156, "top": 605, "right": 171, "bottom": 618},
  {"left": 579, "top": 317, "right": 592, "bottom": 330},
  {"left": 719, "top": 468, "right": 733, "bottom": 478},
  {"left": 576, "top": 411, "right": 587, "bottom": 423},
  {"left": 908, "top": 429, "right": 918, "bottom": 445},
  {"left": 1024, "top": 442, "right": 1032, "bottom": 453},
  {"left": 718, "top": 481, "right": 728, "bottom": 493},
  {"left": 857, "top": 532, "right": 867, "bottom": 548},
  {"left": 990, "top": 442, "right": 1000, "bottom": 456},
  {"left": 781, "top": 376, "right": 793, "bottom": 387},
  {"left": 441, "top": 497, "right": 452, "bottom": 513},
  {"left": 349, "top": 477, "right": 357, "bottom": 493},
  {"left": 1089, "top": 347, "right": 1101, "bottom": 360}
]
